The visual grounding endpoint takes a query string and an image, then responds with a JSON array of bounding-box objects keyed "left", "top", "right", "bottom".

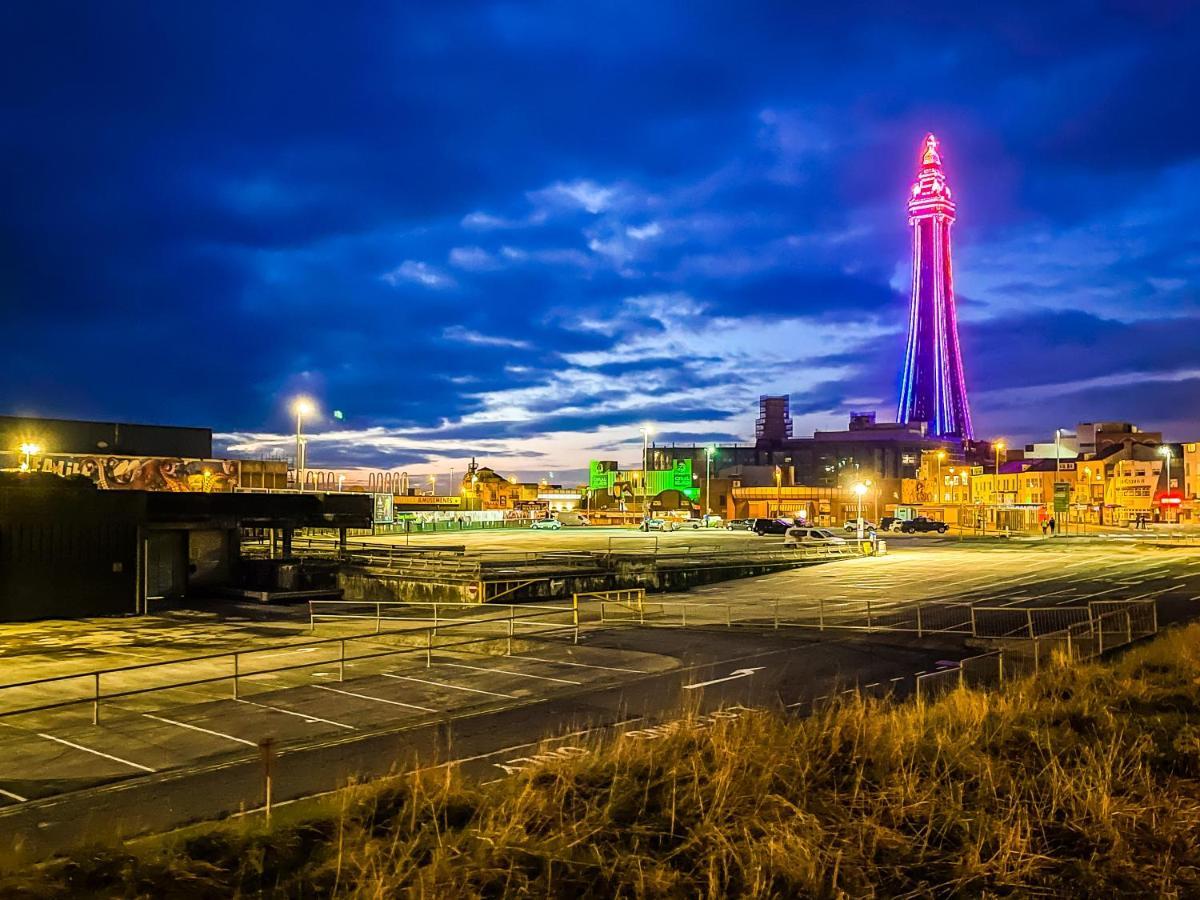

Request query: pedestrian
[
  {"left": 1048, "top": 516, "right": 1056, "bottom": 536},
  {"left": 1041, "top": 519, "right": 1049, "bottom": 537}
]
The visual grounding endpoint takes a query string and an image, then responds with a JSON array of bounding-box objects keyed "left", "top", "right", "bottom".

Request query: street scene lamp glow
[{"left": 291, "top": 396, "right": 317, "bottom": 480}]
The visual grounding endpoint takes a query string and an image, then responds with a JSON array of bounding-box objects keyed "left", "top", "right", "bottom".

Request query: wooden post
[
  {"left": 572, "top": 594, "right": 579, "bottom": 644},
  {"left": 773, "top": 599, "right": 779, "bottom": 630},
  {"left": 233, "top": 654, "right": 240, "bottom": 699},
  {"left": 916, "top": 603, "right": 923, "bottom": 638},
  {"left": 259, "top": 738, "right": 275, "bottom": 826},
  {"left": 1026, "top": 609, "right": 1035, "bottom": 640},
  {"left": 338, "top": 640, "right": 345, "bottom": 682},
  {"left": 376, "top": 602, "right": 382, "bottom": 634},
  {"left": 426, "top": 628, "right": 433, "bottom": 668},
  {"left": 92, "top": 672, "right": 101, "bottom": 725}
]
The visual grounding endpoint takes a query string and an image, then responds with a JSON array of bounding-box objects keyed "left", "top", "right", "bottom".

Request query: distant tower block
[
  {"left": 896, "top": 133, "right": 974, "bottom": 439},
  {"left": 756, "top": 395, "right": 793, "bottom": 443}
]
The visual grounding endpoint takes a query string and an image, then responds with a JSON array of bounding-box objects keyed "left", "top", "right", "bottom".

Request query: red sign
[{"left": 1158, "top": 493, "right": 1183, "bottom": 506}]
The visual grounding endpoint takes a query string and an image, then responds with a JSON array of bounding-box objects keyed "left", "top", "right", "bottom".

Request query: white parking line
[
  {"left": 234, "top": 698, "right": 355, "bottom": 730},
  {"left": 143, "top": 714, "right": 257, "bottom": 747},
  {"left": 438, "top": 662, "right": 582, "bottom": 685},
  {"left": 501, "top": 654, "right": 645, "bottom": 674},
  {"left": 382, "top": 673, "right": 515, "bottom": 699},
  {"left": 0, "top": 787, "right": 28, "bottom": 802},
  {"left": 312, "top": 685, "right": 436, "bottom": 713},
  {"left": 35, "top": 733, "right": 155, "bottom": 773}
]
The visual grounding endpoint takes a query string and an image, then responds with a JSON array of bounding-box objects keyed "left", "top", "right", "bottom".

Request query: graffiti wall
[{"left": 23, "top": 453, "right": 240, "bottom": 492}]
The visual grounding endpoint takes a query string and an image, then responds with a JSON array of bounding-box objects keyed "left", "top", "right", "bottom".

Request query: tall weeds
[{"left": 6, "top": 625, "right": 1200, "bottom": 897}]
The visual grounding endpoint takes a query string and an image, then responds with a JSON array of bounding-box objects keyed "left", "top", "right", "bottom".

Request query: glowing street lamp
[
  {"left": 704, "top": 446, "right": 716, "bottom": 520},
  {"left": 1159, "top": 445, "right": 1174, "bottom": 521},
  {"left": 428, "top": 473, "right": 437, "bottom": 495},
  {"left": 18, "top": 442, "right": 40, "bottom": 472},
  {"left": 291, "top": 397, "right": 316, "bottom": 485},
  {"left": 852, "top": 482, "right": 868, "bottom": 541},
  {"left": 935, "top": 449, "right": 946, "bottom": 503},
  {"left": 639, "top": 424, "right": 654, "bottom": 521}
]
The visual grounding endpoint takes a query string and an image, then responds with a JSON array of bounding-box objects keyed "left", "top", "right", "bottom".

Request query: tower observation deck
[{"left": 896, "top": 133, "right": 973, "bottom": 440}]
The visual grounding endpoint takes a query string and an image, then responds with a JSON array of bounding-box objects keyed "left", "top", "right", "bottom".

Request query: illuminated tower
[{"left": 896, "top": 133, "right": 973, "bottom": 439}]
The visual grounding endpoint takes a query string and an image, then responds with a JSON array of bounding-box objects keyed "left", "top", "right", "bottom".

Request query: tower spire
[{"left": 897, "top": 133, "right": 973, "bottom": 439}]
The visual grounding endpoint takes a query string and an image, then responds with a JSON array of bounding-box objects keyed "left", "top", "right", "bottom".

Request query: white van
[{"left": 784, "top": 526, "right": 848, "bottom": 547}]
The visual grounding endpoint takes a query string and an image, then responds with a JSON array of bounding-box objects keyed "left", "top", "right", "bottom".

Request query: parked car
[
  {"left": 899, "top": 516, "right": 949, "bottom": 534},
  {"left": 530, "top": 518, "right": 562, "bottom": 530},
  {"left": 842, "top": 519, "right": 878, "bottom": 533},
  {"left": 750, "top": 517, "right": 791, "bottom": 536},
  {"left": 879, "top": 516, "right": 904, "bottom": 532},
  {"left": 725, "top": 518, "right": 753, "bottom": 531},
  {"left": 784, "top": 526, "right": 848, "bottom": 547},
  {"left": 639, "top": 518, "right": 678, "bottom": 532}
]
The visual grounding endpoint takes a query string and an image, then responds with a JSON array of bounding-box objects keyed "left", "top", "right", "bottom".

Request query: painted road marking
[
  {"left": 438, "top": 663, "right": 581, "bottom": 685},
  {"left": 312, "top": 685, "right": 436, "bottom": 713},
  {"left": 682, "top": 667, "right": 764, "bottom": 690},
  {"left": 0, "top": 787, "right": 28, "bottom": 802},
  {"left": 234, "top": 699, "right": 355, "bottom": 730},
  {"left": 35, "top": 733, "right": 155, "bottom": 773},
  {"left": 143, "top": 714, "right": 257, "bottom": 747},
  {"left": 501, "top": 654, "right": 645, "bottom": 674},
  {"left": 381, "top": 673, "right": 515, "bottom": 699}
]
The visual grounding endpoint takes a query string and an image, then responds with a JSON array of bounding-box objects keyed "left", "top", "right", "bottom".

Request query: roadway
[{"left": 1, "top": 538, "right": 1197, "bottom": 862}]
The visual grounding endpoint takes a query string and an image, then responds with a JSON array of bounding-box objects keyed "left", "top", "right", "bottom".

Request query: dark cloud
[{"left": 2, "top": 2, "right": 1198, "bottom": 457}]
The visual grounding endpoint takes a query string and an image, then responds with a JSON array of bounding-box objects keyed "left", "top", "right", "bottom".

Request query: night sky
[{"left": 2, "top": 3, "right": 1198, "bottom": 482}]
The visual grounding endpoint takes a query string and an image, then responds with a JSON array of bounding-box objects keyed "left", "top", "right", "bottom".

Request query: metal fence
[{"left": 0, "top": 605, "right": 579, "bottom": 726}]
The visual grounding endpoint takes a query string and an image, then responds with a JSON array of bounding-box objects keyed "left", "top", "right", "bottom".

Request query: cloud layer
[{"left": 1, "top": 3, "right": 1198, "bottom": 478}]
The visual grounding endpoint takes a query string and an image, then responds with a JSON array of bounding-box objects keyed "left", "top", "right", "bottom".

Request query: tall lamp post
[
  {"left": 640, "top": 424, "right": 654, "bottom": 522},
  {"left": 704, "top": 446, "right": 715, "bottom": 522},
  {"left": 935, "top": 450, "right": 946, "bottom": 504},
  {"left": 291, "top": 397, "right": 316, "bottom": 489},
  {"left": 852, "top": 482, "right": 867, "bottom": 541},
  {"left": 1159, "top": 445, "right": 1174, "bottom": 523}
]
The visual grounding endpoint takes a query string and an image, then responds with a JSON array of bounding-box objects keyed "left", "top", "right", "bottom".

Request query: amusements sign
[{"left": 24, "top": 454, "right": 239, "bottom": 492}]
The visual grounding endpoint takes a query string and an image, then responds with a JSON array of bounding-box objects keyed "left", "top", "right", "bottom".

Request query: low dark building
[
  {"left": 0, "top": 474, "right": 371, "bottom": 622},
  {"left": 0, "top": 414, "right": 212, "bottom": 458}
]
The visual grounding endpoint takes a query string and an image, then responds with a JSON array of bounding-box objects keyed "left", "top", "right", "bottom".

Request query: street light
[
  {"left": 291, "top": 397, "right": 316, "bottom": 486},
  {"left": 640, "top": 424, "right": 654, "bottom": 522},
  {"left": 428, "top": 473, "right": 437, "bottom": 495},
  {"left": 936, "top": 450, "right": 946, "bottom": 503},
  {"left": 705, "top": 446, "right": 716, "bottom": 521},
  {"left": 18, "top": 442, "right": 40, "bottom": 472},
  {"left": 1159, "top": 445, "right": 1174, "bottom": 522},
  {"left": 852, "top": 482, "right": 868, "bottom": 541}
]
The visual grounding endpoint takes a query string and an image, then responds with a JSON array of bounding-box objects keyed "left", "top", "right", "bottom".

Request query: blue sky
[{"left": 2, "top": 2, "right": 1198, "bottom": 483}]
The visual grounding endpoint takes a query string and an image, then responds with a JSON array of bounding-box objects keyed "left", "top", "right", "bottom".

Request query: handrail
[{"left": 0, "top": 605, "right": 578, "bottom": 723}]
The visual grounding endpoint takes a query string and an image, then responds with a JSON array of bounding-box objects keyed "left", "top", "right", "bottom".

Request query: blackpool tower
[{"left": 896, "top": 133, "right": 974, "bottom": 439}]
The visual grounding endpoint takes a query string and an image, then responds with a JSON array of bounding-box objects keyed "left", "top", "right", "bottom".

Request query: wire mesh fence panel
[
  {"left": 1028, "top": 606, "right": 1093, "bottom": 637},
  {"left": 972, "top": 607, "right": 1033, "bottom": 638},
  {"left": 1091, "top": 600, "right": 1156, "bottom": 639},
  {"left": 915, "top": 667, "right": 962, "bottom": 702},
  {"left": 961, "top": 652, "right": 1004, "bottom": 690}
]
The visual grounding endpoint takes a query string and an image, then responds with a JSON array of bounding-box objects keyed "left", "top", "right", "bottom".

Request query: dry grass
[{"left": 5, "top": 624, "right": 1200, "bottom": 898}]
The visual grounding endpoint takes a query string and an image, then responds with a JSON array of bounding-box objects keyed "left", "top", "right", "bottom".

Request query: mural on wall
[{"left": 23, "top": 454, "right": 239, "bottom": 492}]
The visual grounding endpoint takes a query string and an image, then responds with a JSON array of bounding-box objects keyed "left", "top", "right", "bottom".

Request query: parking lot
[
  {"left": 0, "top": 635, "right": 673, "bottom": 806},
  {"left": 2, "top": 537, "right": 1197, "bottom": 831}
]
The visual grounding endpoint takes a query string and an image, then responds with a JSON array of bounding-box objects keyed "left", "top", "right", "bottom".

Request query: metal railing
[
  {"left": 594, "top": 596, "right": 1158, "bottom": 644},
  {"left": 0, "top": 606, "right": 578, "bottom": 726},
  {"left": 307, "top": 598, "right": 578, "bottom": 637},
  {"left": 914, "top": 651, "right": 1004, "bottom": 702}
]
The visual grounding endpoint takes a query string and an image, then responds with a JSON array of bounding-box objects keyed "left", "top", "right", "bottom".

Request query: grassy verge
[{"left": 5, "top": 625, "right": 1200, "bottom": 897}]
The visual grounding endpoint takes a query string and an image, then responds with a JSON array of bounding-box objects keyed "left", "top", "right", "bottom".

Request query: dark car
[
  {"left": 725, "top": 518, "right": 753, "bottom": 531},
  {"left": 900, "top": 516, "right": 949, "bottom": 534},
  {"left": 749, "top": 517, "right": 791, "bottom": 536}
]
